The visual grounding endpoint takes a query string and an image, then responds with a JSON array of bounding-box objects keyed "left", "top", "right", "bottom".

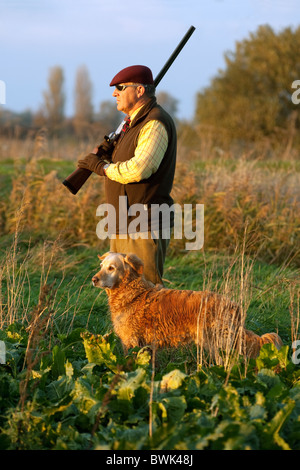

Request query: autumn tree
[
  {"left": 73, "top": 65, "right": 94, "bottom": 135},
  {"left": 43, "top": 66, "right": 65, "bottom": 130},
  {"left": 97, "top": 100, "right": 121, "bottom": 133},
  {"left": 157, "top": 91, "right": 178, "bottom": 121},
  {"left": 195, "top": 25, "right": 300, "bottom": 143}
]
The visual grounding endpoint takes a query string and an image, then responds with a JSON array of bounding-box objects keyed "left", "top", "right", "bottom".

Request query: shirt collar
[
  {"left": 128, "top": 104, "right": 145, "bottom": 124},
  {"left": 127, "top": 97, "right": 157, "bottom": 126}
]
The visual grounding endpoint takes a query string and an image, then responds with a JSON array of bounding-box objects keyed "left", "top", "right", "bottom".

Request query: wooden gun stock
[
  {"left": 62, "top": 167, "right": 92, "bottom": 195},
  {"left": 62, "top": 138, "right": 114, "bottom": 194}
]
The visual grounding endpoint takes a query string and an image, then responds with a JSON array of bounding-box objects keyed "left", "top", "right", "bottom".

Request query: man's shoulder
[{"left": 148, "top": 103, "right": 175, "bottom": 127}]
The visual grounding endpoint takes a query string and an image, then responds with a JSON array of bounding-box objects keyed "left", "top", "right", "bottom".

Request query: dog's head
[{"left": 92, "top": 252, "right": 144, "bottom": 289}]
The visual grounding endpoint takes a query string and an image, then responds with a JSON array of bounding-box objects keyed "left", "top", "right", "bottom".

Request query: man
[{"left": 78, "top": 65, "right": 177, "bottom": 285}]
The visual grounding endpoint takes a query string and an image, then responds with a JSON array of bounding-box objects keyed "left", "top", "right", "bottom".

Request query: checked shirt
[{"left": 104, "top": 105, "right": 168, "bottom": 184}]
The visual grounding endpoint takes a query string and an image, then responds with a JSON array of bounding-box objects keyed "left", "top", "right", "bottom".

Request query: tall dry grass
[
  {"left": 1, "top": 127, "right": 299, "bottom": 267},
  {"left": 172, "top": 145, "right": 300, "bottom": 267},
  {"left": 1, "top": 191, "right": 299, "bottom": 375},
  {"left": 6, "top": 161, "right": 106, "bottom": 246},
  {"left": 0, "top": 204, "right": 99, "bottom": 333},
  {"left": 0, "top": 128, "right": 299, "bottom": 361}
]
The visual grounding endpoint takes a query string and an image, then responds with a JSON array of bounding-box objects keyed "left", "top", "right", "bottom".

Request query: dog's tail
[
  {"left": 243, "top": 329, "right": 283, "bottom": 358},
  {"left": 261, "top": 332, "right": 284, "bottom": 350}
]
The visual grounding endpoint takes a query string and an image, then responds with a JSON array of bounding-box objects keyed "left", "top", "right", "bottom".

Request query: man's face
[{"left": 112, "top": 83, "right": 146, "bottom": 116}]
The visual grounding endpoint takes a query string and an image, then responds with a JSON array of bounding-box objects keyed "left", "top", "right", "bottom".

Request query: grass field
[{"left": 0, "top": 130, "right": 299, "bottom": 450}]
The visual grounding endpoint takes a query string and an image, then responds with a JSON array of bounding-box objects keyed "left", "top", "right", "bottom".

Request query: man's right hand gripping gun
[{"left": 62, "top": 126, "right": 121, "bottom": 195}]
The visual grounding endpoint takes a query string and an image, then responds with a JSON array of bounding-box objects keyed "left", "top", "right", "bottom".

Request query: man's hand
[
  {"left": 77, "top": 153, "right": 108, "bottom": 176},
  {"left": 92, "top": 139, "right": 114, "bottom": 159}
]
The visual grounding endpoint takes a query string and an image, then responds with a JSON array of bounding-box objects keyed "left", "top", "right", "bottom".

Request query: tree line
[
  {"left": 0, "top": 65, "right": 178, "bottom": 139},
  {"left": 195, "top": 24, "right": 300, "bottom": 147}
]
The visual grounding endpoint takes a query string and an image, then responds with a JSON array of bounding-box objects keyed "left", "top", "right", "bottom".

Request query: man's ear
[{"left": 124, "top": 253, "right": 144, "bottom": 275}]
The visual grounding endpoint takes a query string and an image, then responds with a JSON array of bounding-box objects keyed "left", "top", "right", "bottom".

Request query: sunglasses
[{"left": 115, "top": 84, "right": 140, "bottom": 92}]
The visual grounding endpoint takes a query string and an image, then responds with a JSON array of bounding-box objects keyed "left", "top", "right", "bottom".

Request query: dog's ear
[
  {"left": 98, "top": 252, "right": 111, "bottom": 261},
  {"left": 124, "top": 253, "right": 144, "bottom": 275}
]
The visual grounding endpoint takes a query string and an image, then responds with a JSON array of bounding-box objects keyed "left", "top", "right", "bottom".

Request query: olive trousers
[{"left": 109, "top": 231, "right": 170, "bottom": 285}]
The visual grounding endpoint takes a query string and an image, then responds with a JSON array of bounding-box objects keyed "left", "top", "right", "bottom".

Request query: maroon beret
[{"left": 110, "top": 65, "right": 154, "bottom": 86}]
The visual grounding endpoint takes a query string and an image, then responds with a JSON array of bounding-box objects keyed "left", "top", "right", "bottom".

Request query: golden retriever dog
[{"left": 92, "top": 252, "right": 283, "bottom": 360}]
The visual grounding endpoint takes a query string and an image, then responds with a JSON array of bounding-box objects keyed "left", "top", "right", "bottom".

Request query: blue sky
[{"left": 0, "top": 0, "right": 298, "bottom": 120}]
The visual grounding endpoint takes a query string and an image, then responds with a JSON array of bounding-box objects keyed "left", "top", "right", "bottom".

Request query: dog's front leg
[{"left": 120, "top": 335, "right": 142, "bottom": 356}]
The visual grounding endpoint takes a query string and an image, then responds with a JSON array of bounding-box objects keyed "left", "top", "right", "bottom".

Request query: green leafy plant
[{"left": 1, "top": 329, "right": 300, "bottom": 450}]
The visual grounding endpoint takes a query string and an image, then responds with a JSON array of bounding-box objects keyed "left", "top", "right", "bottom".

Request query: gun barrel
[{"left": 154, "top": 25, "right": 196, "bottom": 87}]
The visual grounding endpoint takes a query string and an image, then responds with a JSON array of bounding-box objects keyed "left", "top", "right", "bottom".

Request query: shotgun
[{"left": 62, "top": 25, "right": 196, "bottom": 195}]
